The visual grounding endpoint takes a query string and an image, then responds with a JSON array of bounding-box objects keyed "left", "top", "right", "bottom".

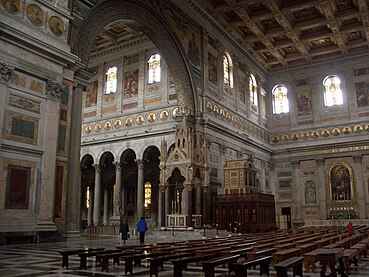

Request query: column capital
[
  {"left": 45, "top": 80, "right": 64, "bottom": 101},
  {"left": 113, "top": 162, "right": 122, "bottom": 171},
  {"left": 93, "top": 164, "right": 101, "bottom": 173},
  {"left": 135, "top": 159, "right": 144, "bottom": 169},
  {"left": 0, "top": 62, "right": 15, "bottom": 84},
  {"left": 292, "top": 160, "right": 300, "bottom": 169},
  {"left": 203, "top": 185, "right": 209, "bottom": 193},
  {"left": 159, "top": 183, "right": 167, "bottom": 192},
  {"left": 184, "top": 182, "right": 193, "bottom": 191}
]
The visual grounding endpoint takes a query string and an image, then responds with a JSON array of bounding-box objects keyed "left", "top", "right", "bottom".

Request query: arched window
[
  {"left": 272, "top": 84, "right": 289, "bottom": 114},
  {"left": 323, "top": 75, "right": 343, "bottom": 107},
  {"left": 249, "top": 74, "right": 258, "bottom": 107},
  {"left": 223, "top": 52, "right": 233, "bottom": 88},
  {"left": 105, "top": 66, "right": 117, "bottom": 94},
  {"left": 144, "top": 182, "right": 152, "bottom": 208},
  {"left": 148, "top": 54, "right": 161, "bottom": 84}
]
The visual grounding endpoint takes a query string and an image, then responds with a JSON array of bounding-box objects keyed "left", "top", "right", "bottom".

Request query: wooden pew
[
  {"left": 171, "top": 253, "right": 217, "bottom": 277},
  {"left": 58, "top": 247, "right": 104, "bottom": 268},
  {"left": 272, "top": 248, "right": 300, "bottom": 264},
  {"left": 229, "top": 255, "right": 272, "bottom": 277},
  {"left": 146, "top": 252, "right": 193, "bottom": 277},
  {"left": 202, "top": 254, "right": 241, "bottom": 277},
  {"left": 303, "top": 249, "right": 324, "bottom": 273},
  {"left": 97, "top": 249, "right": 139, "bottom": 272},
  {"left": 342, "top": 249, "right": 359, "bottom": 274},
  {"left": 274, "top": 256, "right": 304, "bottom": 277},
  {"left": 121, "top": 250, "right": 175, "bottom": 276},
  {"left": 78, "top": 248, "right": 117, "bottom": 269}
]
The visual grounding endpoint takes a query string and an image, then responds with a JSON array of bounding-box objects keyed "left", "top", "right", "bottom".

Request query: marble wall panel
[{"left": 6, "top": 111, "right": 39, "bottom": 145}]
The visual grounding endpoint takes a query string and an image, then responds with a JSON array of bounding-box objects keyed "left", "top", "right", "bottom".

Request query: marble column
[
  {"left": 158, "top": 184, "right": 166, "bottom": 227},
  {"left": 136, "top": 159, "right": 144, "bottom": 220},
  {"left": 165, "top": 184, "right": 170, "bottom": 226},
  {"left": 185, "top": 182, "right": 193, "bottom": 228},
  {"left": 93, "top": 164, "right": 101, "bottom": 225},
  {"left": 113, "top": 162, "right": 122, "bottom": 217},
  {"left": 65, "top": 82, "right": 85, "bottom": 232},
  {"left": 353, "top": 155, "right": 366, "bottom": 218},
  {"left": 195, "top": 183, "right": 202, "bottom": 214},
  {"left": 0, "top": 63, "right": 14, "bottom": 152},
  {"left": 316, "top": 158, "right": 327, "bottom": 219},
  {"left": 103, "top": 187, "right": 109, "bottom": 225},
  {"left": 292, "top": 161, "right": 303, "bottom": 225},
  {"left": 38, "top": 81, "right": 63, "bottom": 229},
  {"left": 202, "top": 185, "right": 208, "bottom": 225}
]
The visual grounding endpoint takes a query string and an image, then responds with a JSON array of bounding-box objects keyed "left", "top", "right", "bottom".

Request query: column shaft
[
  {"left": 353, "top": 155, "right": 366, "bottom": 218},
  {"left": 103, "top": 188, "right": 109, "bottom": 225},
  {"left": 93, "top": 164, "right": 101, "bottom": 225},
  {"left": 316, "top": 159, "right": 327, "bottom": 219},
  {"left": 136, "top": 159, "right": 144, "bottom": 220},
  {"left": 113, "top": 162, "right": 122, "bottom": 217}
]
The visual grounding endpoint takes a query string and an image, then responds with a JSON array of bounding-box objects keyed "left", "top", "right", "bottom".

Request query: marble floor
[{"left": 0, "top": 235, "right": 369, "bottom": 277}]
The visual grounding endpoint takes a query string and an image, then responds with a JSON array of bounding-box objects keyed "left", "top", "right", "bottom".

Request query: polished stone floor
[{"left": 0, "top": 234, "right": 369, "bottom": 276}]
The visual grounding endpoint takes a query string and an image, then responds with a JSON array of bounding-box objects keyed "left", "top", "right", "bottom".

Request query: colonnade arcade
[{"left": 79, "top": 139, "right": 207, "bottom": 228}]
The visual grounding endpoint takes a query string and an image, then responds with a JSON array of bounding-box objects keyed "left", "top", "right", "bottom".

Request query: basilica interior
[{"left": 1, "top": 0, "right": 369, "bottom": 245}]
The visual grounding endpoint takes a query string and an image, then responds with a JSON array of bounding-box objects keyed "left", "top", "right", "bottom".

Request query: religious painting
[
  {"left": 1, "top": 0, "right": 22, "bottom": 14},
  {"left": 305, "top": 181, "right": 316, "bottom": 204},
  {"left": 208, "top": 53, "right": 218, "bottom": 84},
  {"left": 136, "top": 114, "right": 144, "bottom": 125},
  {"left": 49, "top": 16, "right": 66, "bottom": 37},
  {"left": 186, "top": 31, "right": 200, "bottom": 66},
  {"left": 159, "top": 110, "right": 169, "bottom": 121},
  {"left": 238, "top": 77, "right": 246, "bottom": 103},
  {"left": 163, "top": 5, "right": 202, "bottom": 68},
  {"left": 329, "top": 162, "right": 354, "bottom": 202},
  {"left": 147, "top": 112, "right": 156, "bottom": 123},
  {"left": 355, "top": 81, "right": 369, "bottom": 107},
  {"left": 296, "top": 91, "right": 312, "bottom": 115},
  {"left": 26, "top": 4, "right": 45, "bottom": 26},
  {"left": 123, "top": 69, "right": 139, "bottom": 98},
  {"left": 5, "top": 165, "right": 31, "bottom": 209}
]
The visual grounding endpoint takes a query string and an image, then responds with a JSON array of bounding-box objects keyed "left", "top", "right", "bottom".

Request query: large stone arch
[{"left": 72, "top": 0, "right": 196, "bottom": 115}]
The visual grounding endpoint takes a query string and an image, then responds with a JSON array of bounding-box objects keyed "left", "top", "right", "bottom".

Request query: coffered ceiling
[
  {"left": 196, "top": 0, "right": 369, "bottom": 71},
  {"left": 89, "top": 0, "right": 369, "bottom": 72}
]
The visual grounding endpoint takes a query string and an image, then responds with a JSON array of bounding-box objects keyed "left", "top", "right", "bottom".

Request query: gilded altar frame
[{"left": 327, "top": 161, "right": 355, "bottom": 203}]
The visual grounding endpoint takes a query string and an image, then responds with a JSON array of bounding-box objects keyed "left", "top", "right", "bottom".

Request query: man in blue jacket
[{"left": 137, "top": 217, "right": 148, "bottom": 244}]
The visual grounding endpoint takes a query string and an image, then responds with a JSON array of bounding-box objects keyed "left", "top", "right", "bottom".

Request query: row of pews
[{"left": 58, "top": 224, "right": 369, "bottom": 277}]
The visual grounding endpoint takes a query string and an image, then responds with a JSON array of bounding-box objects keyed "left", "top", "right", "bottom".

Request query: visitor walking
[{"left": 137, "top": 217, "right": 148, "bottom": 244}]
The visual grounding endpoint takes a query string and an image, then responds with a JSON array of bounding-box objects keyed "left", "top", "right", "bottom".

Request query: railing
[{"left": 86, "top": 225, "right": 120, "bottom": 236}]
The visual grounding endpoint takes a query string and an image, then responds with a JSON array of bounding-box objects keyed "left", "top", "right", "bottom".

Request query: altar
[{"left": 167, "top": 214, "right": 202, "bottom": 228}]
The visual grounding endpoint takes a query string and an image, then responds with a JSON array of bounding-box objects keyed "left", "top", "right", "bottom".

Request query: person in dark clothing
[
  {"left": 120, "top": 218, "right": 129, "bottom": 244},
  {"left": 137, "top": 217, "right": 148, "bottom": 244}
]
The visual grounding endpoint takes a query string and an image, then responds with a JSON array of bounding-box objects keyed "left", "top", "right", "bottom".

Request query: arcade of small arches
[{"left": 80, "top": 145, "right": 207, "bottom": 229}]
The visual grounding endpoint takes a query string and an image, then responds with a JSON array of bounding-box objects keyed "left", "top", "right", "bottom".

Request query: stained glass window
[
  {"left": 223, "top": 52, "right": 233, "bottom": 88},
  {"left": 323, "top": 75, "right": 343, "bottom": 107},
  {"left": 144, "top": 182, "right": 151, "bottom": 208},
  {"left": 148, "top": 54, "right": 161, "bottom": 84},
  {"left": 249, "top": 74, "right": 258, "bottom": 107},
  {"left": 105, "top": 66, "right": 117, "bottom": 94},
  {"left": 272, "top": 84, "right": 289, "bottom": 114}
]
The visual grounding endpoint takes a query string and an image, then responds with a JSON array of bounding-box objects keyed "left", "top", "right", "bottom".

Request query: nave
[{"left": 1, "top": 227, "right": 369, "bottom": 277}]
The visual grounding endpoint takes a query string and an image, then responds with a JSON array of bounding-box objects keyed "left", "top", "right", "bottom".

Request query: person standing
[
  {"left": 347, "top": 222, "right": 354, "bottom": 236},
  {"left": 137, "top": 217, "right": 148, "bottom": 244},
  {"left": 120, "top": 218, "right": 129, "bottom": 245}
]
